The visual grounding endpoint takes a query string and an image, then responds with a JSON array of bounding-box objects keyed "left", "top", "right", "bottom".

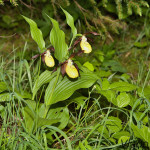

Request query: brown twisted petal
[
  {"left": 41, "top": 55, "right": 45, "bottom": 63},
  {"left": 74, "top": 63, "right": 80, "bottom": 77},
  {"left": 48, "top": 46, "right": 55, "bottom": 52},
  {"left": 69, "top": 50, "right": 84, "bottom": 59},
  {"left": 52, "top": 67, "right": 58, "bottom": 74},
  {"left": 68, "top": 37, "right": 82, "bottom": 51},
  {"left": 84, "top": 32, "right": 100, "bottom": 36},
  {"left": 61, "top": 63, "right": 67, "bottom": 77},
  {"left": 32, "top": 54, "right": 40, "bottom": 59},
  {"left": 73, "top": 37, "right": 82, "bottom": 46}
]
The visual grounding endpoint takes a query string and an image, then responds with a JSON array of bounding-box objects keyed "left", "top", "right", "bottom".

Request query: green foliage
[
  {"left": 0, "top": 0, "right": 18, "bottom": 6},
  {"left": 21, "top": 9, "right": 99, "bottom": 135},
  {"left": 22, "top": 16, "right": 46, "bottom": 52},
  {"left": 32, "top": 70, "right": 57, "bottom": 99},
  {"left": 1, "top": 0, "right": 149, "bottom": 40},
  {"left": 132, "top": 124, "right": 150, "bottom": 147},
  {"left": 96, "top": 79, "right": 137, "bottom": 107},
  {"left": 49, "top": 17, "right": 68, "bottom": 62},
  {"left": 44, "top": 71, "right": 98, "bottom": 106},
  {"left": 61, "top": 7, "right": 77, "bottom": 40},
  {"left": 83, "top": 61, "right": 94, "bottom": 72},
  {"left": 1, "top": 4, "right": 150, "bottom": 150},
  {"left": 116, "top": 92, "right": 130, "bottom": 108}
]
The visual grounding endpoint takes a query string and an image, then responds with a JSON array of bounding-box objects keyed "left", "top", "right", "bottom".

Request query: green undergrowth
[
  {"left": 0, "top": 7, "right": 150, "bottom": 150},
  {"left": 1, "top": 41, "right": 150, "bottom": 149}
]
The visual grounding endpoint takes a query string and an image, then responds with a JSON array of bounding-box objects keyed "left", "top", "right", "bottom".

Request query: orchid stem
[{"left": 43, "top": 67, "right": 60, "bottom": 118}]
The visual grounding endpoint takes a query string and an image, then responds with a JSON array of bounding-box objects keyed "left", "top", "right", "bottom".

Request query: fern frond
[
  {"left": 89, "top": 0, "right": 96, "bottom": 5},
  {"left": 127, "top": 2, "right": 132, "bottom": 15},
  {"left": 140, "top": 1, "right": 149, "bottom": 8},
  {"left": 0, "top": 0, "right": 4, "bottom": 5},
  {"left": 10, "top": 0, "right": 18, "bottom": 6},
  {"left": 115, "top": 0, "right": 123, "bottom": 19},
  {"left": 65, "top": 0, "right": 70, "bottom": 6},
  {"left": 102, "top": 0, "right": 108, "bottom": 7}
]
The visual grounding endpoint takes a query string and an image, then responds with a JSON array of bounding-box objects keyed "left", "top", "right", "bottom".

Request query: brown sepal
[
  {"left": 84, "top": 32, "right": 100, "bottom": 36},
  {"left": 48, "top": 46, "right": 55, "bottom": 52},
  {"left": 40, "top": 51, "right": 46, "bottom": 56},
  {"left": 74, "top": 63, "right": 80, "bottom": 77},
  {"left": 73, "top": 37, "right": 82, "bottom": 46},
  {"left": 77, "top": 50, "right": 84, "bottom": 56},
  {"left": 69, "top": 50, "right": 84, "bottom": 59},
  {"left": 58, "top": 60, "right": 68, "bottom": 67},
  {"left": 41, "top": 55, "right": 45, "bottom": 63},
  {"left": 61, "top": 63, "right": 67, "bottom": 77},
  {"left": 87, "top": 37, "right": 93, "bottom": 42},
  {"left": 32, "top": 54, "right": 40, "bottom": 59},
  {"left": 69, "top": 53, "right": 76, "bottom": 59},
  {"left": 69, "top": 37, "right": 82, "bottom": 51},
  {"left": 52, "top": 67, "right": 58, "bottom": 74}
]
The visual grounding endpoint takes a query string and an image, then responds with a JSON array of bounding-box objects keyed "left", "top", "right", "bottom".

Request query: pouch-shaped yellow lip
[
  {"left": 45, "top": 51, "right": 55, "bottom": 67},
  {"left": 66, "top": 59, "right": 79, "bottom": 78},
  {"left": 80, "top": 36, "right": 92, "bottom": 53}
]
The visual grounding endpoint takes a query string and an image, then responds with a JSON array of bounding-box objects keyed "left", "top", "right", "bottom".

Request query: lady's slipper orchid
[
  {"left": 80, "top": 35, "right": 92, "bottom": 53},
  {"left": 32, "top": 47, "right": 55, "bottom": 67},
  {"left": 66, "top": 59, "right": 79, "bottom": 78},
  {"left": 60, "top": 59, "right": 79, "bottom": 78},
  {"left": 44, "top": 50, "right": 55, "bottom": 67}
]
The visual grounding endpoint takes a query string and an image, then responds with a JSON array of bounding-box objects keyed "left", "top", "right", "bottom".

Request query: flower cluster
[{"left": 33, "top": 32, "right": 99, "bottom": 78}]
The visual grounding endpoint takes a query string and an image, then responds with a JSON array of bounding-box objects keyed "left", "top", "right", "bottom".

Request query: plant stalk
[{"left": 43, "top": 67, "right": 60, "bottom": 118}]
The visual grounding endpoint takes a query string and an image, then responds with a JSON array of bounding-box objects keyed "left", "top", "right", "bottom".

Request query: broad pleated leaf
[
  {"left": 23, "top": 100, "right": 59, "bottom": 133},
  {"left": 116, "top": 92, "right": 130, "bottom": 107},
  {"left": 44, "top": 105, "right": 69, "bottom": 129},
  {"left": 49, "top": 17, "right": 68, "bottom": 62},
  {"left": 131, "top": 124, "right": 150, "bottom": 147},
  {"left": 0, "top": 93, "right": 11, "bottom": 102},
  {"left": 109, "top": 82, "right": 137, "bottom": 92},
  {"left": 61, "top": 8, "right": 77, "bottom": 39},
  {"left": 22, "top": 15, "right": 45, "bottom": 52},
  {"left": 112, "top": 131, "right": 130, "bottom": 139},
  {"left": 0, "top": 82, "right": 7, "bottom": 92},
  {"left": 118, "top": 136, "right": 130, "bottom": 144},
  {"left": 32, "top": 70, "right": 57, "bottom": 99},
  {"left": 38, "top": 101, "right": 69, "bottom": 129},
  {"left": 106, "top": 116, "right": 122, "bottom": 134},
  {"left": 45, "top": 72, "right": 98, "bottom": 106}
]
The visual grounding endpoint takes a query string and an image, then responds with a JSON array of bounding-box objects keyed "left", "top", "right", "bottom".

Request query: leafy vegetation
[{"left": 0, "top": 1, "right": 150, "bottom": 150}]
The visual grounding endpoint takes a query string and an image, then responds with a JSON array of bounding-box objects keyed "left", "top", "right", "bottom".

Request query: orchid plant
[{"left": 22, "top": 8, "right": 99, "bottom": 133}]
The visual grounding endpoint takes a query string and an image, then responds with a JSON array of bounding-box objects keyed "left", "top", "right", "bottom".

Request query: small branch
[{"left": 0, "top": 33, "right": 16, "bottom": 38}]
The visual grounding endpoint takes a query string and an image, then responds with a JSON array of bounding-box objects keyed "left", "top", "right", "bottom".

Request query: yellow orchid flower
[
  {"left": 80, "top": 35, "right": 92, "bottom": 53},
  {"left": 44, "top": 50, "right": 55, "bottom": 67},
  {"left": 66, "top": 59, "right": 79, "bottom": 78}
]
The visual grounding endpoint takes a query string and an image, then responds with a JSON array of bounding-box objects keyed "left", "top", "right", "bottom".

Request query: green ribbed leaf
[
  {"left": 32, "top": 70, "right": 57, "bottom": 99},
  {"left": 0, "top": 82, "right": 7, "bottom": 92},
  {"left": 131, "top": 124, "right": 150, "bottom": 147},
  {"left": 116, "top": 92, "right": 130, "bottom": 108},
  {"left": 61, "top": 7, "right": 77, "bottom": 39},
  {"left": 22, "top": 15, "right": 45, "bottom": 52},
  {"left": 49, "top": 17, "right": 68, "bottom": 62},
  {"left": 106, "top": 116, "right": 122, "bottom": 134},
  {"left": 46, "top": 106, "right": 69, "bottom": 129},
  {"left": 45, "top": 72, "right": 98, "bottom": 106},
  {"left": 23, "top": 100, "right": 59, "bottom": 133},
  {"left": 0, "top": 93, "right": 11, "bottom": 102},
  {"left": 109, "top": 82, "right": 137, "bottom": 92},
  {"left": 118, "top": 136, "right": 130, "bottom": 144}
]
